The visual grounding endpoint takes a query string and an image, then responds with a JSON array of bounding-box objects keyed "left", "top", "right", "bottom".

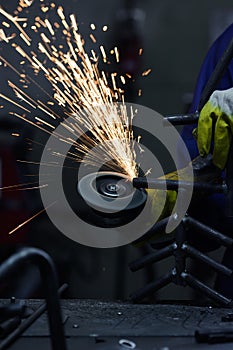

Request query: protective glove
[
  {"left": 141, "top": 165, "right": 192, "bottom": 246},
  {"left": 146, "top": 187, "right": 176, "bottom": 223},
  {"left": 137, "top": 155, "right": 221, "bottom": 247},
  {"left": 196, "top": 87, "right": 233, "bottom": 169},
  {"left": 133, "top": 186, "right": 176, "bottom": 247}
]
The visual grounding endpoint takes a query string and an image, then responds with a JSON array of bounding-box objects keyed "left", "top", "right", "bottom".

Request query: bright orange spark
[
  {"left": 0, "top": 3, "right": 141, "bottom": 180},
  {"left": 8, "top": 202, "right": 56, "bottom": 235}
]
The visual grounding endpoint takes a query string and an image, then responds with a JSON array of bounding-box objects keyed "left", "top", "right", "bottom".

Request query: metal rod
[
  {"left": 184, "top": 216, "right": 233, "bottom": 247},
  {"left": 0, "top": 318, "right": 21, "bottom": 339},
  {"left": 164, "top": 112, "right": 199, "bottom": 125},
  {"left": 183, "top": 244, "right": 233, "bottom": 277},
  {"left": 0, "top": 283, "right": 68, "bottom": 350},
  {"left": 130, "top": 272, "right": 173, "bottom": 302},
  {"left": 0, "top": 248, "right": 67, "bottom": 350},
  {"left": 132, "top": 178, "right": 225, "bottom": 193},
  {"left": 173, "top": 222, "right": 186, "bottom": 284},
  {"left": 181, "top": 272, "right": 232, "bottom": 306},
  {"left": 129, "top": 243, "right": 176, "bottom": 272}
]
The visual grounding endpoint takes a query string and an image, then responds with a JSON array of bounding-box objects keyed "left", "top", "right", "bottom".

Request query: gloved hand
[
  {"left": 141, "top": 165, "right": 192, "bottom": 246},
  {"left": 146, "top": 186, "right": 176, "bottom": 223},
  {"left": 134, "top": 186, "right": 176, "bottom": 247},
  {"left": 138, "top": 155, "right": 220, "bottom": 246},
  {"left": 196, "top": 87, "right": 233, "bottom": 169}
]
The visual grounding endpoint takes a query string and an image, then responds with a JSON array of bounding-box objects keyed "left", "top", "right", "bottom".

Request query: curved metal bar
[{"left": 0, "top": 247, "right": 67, "bottom": 350}]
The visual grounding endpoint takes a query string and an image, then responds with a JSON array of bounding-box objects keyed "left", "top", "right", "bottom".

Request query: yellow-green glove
[
  {"left": 133, "top": 186, "right": 176, "bottom": 247},
  {"left": 196, "top": 87, "right": 233, "bottom": 169},
  {"left": 141, "top": 165, "right": 193, "bottom": 246},
  {"left": 146, "top": 163, "right": 194, "bottom": 224},
  {"left": 146, "top": 187, "right": 177, "bottom": 223}
]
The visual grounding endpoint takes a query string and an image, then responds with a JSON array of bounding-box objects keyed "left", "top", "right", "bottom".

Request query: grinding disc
[{"left": 78, "top": 171, "right": 147, "bottom": 213}]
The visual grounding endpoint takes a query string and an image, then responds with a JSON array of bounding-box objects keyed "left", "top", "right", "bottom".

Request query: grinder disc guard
[{"left": 77, "top": 172, "right": 147, "bottom": 228}]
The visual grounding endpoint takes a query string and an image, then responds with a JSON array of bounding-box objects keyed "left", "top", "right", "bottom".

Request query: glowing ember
[{"left": 18, "top": 0, "right": 35, "bottom": 8}]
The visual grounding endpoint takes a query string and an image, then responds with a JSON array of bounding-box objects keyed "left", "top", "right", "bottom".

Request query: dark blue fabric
[
  {"left": 181, "top": 23, "right": 233, "bottom": 162},
  {"left": 179, "top": 24, "right": 233, "bottom": 243}
]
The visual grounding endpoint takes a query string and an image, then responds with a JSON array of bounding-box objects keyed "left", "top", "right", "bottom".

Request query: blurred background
[{"left": 0, "top": 0, "right": 232, "bottom": 301}]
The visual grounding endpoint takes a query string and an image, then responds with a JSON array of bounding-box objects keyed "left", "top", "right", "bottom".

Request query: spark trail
[
  {"left": 0, "top": 2, "right": 151, "bottom": 236},
  {"left": 0, "top": 2, "right": 145, "bottom": 180}
]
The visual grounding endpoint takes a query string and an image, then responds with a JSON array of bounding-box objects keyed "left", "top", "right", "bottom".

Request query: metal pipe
[
  {"left": 0, "top": 318, "right": 21, "bottom": 339},
  {"left": 129, "top": 243, "right": 176, "bottom": 272},
  {"left": 184, "top": 216, "right": 233, "bottom": 248},
  {"left": 181, "top": 272, "right": 232, "bottom": 306},
  {"left": 183, "top": 244, "right": 233, "bottom": 277},
  {"left": 173, "top": 222, "right": 186, "bottom": 284},
  {"left": 130, "top": 272, "right": 173, "bottom": 302},
  {"left": 164, "top": 112, "right": 199, "bottom": 125},
  {"left": 0, "top": 248, "right": 67, "bottom": 350},
  {"left": 132, "top": 177, "right": 225, "bottom": 193},
  {"left": 0, "top": 283, "right": 68, "bottom": 350}
]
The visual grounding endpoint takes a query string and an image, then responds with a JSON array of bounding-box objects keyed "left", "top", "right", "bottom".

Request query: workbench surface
[{"left": 2, "top": 299, "right": 233, "bottom": 349}]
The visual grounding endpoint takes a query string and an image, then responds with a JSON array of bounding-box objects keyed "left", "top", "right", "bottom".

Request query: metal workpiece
[
  {"left": 130, "top": 210, "right": 233, "bottom": 305},
  {"left": 133, "top": 177, "right": 225, "bottom": 194},
  {"left": 183, "top": 216, "right": 233, "bottom": 248},
  {"left": 164, "top": 112, "right": 199, "bottom": 125},
  {"left": 172, "top": 222, "right": 186, "bottom": 284},
  {"left": 181, "top": 272, "right": 232, "bottom": 306},
  {"left": 130, "top": 272, "right": 174, "bottom": 302},
  {"left": 129, "top": 243, "right": 176, "bottom": 272},
  {"left": 131, "top": 158, "right": 233, "bottom": 305},
  {"left": 0, "top": 247, "right": 67, "bottom": 350},
  {"left": 182, "top": 243, "right": 233, "bottom": 277}
]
